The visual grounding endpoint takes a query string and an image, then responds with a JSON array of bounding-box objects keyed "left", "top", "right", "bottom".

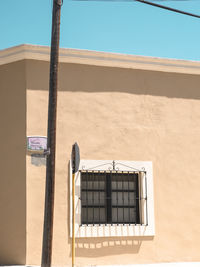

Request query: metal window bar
[
  {"left": 80, "top": 171, "right": 82, "bottom": 225},
  {"left": 86, "top": 171, "right": 88, "bottom": 225},
  {"left": 135, "top": 174, "right": 138, "bottom": 225},
  {"left": 109, "top": 172, "right": 113, "bottom": 225},
  {"left": 92, "top": 171, "right": 94, "bottom": 225},
  {"left": 106, "top": 173, "right": 111, "bottom": 224},
  {"left": 80, "top": 170, "right": 147, "bottom": 226},
  {"left": 98, "top": 171, "right": 100, "bottom": 225},
  {"left": 145, "top": 171, "right": 148, "bottom": 226},
  {"left": 128, "top": 172, "right": 130, "bottom": 223},
  {"left": 122, "top": 172, "right": 124, "bottom": 224},
  {"left": 138, "top": 172, "right": 141, "bottom": 225},
  {"left": 116, "top": 173, "right": 118, "bottom": 225}
]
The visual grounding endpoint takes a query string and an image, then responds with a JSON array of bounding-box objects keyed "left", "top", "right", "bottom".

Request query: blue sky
[{"left": 1, "top": 0, "right": 200, "bottom": 60}]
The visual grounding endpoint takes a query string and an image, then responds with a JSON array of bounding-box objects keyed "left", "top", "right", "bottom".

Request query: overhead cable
[{"left": 135, "top": 0, "right": 200, "bottom": 18}]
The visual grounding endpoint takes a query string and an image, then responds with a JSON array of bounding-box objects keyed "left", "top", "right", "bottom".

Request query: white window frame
[{"left": 70, "top": 159, "right": 155, "bottom": 238}]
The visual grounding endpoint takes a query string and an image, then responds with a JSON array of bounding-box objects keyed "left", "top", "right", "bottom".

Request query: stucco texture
[{"left": 26, "top": 59, "right": 200, "bottom": 266}]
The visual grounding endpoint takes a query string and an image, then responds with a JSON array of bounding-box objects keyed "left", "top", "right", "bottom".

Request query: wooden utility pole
[{"left": 41, "top": 1, "right": 62, "bottom": 267}]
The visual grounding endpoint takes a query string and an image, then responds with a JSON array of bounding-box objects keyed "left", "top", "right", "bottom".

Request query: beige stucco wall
[
  {"left": 0, "top": 61, "right": 26, "bottom": 264},
  {"left": 26, "top": 58, "right": 200, "bottom": 266}
]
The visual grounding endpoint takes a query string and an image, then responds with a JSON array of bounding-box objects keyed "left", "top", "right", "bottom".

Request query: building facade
[{"left": 1, "top": 44, "right": 200, "bottom": 266}]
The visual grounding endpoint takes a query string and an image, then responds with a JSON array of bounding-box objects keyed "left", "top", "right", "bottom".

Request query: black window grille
[{"left": 81, "top": 171, "right": 141, "bottom": 225}]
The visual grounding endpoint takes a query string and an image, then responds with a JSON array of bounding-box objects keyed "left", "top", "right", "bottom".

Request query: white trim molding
[{"left": 70, "top": 160, "right": 155, "bottom": 238}]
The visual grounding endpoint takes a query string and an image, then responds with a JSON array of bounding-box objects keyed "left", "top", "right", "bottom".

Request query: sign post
[{"left": 71, "top": 143, "right": 80, "bottom": 267}]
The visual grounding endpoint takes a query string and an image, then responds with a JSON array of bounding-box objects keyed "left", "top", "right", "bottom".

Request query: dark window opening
[{"left": 81, "top": 171, "right": 140, "bottom": 225}]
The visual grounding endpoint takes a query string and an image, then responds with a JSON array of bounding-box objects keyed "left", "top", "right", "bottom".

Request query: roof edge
[{"left": 1, "top": 44, "right": 200, "bottom": 75}]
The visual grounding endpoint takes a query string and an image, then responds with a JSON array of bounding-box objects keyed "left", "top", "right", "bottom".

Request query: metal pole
[
  {"left": 72, "top": 172, "right": 75, "bottom": 267},
  {"left": 71, "top": 143, "right": 80, "bottom": 267},
  {"left": 41, "top": 1, "right": 62, "bottom": 267}
]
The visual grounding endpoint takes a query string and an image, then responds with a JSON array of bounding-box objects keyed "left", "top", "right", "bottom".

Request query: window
[
  {"left": 70, "top": 160, "right": 154, "bottom": 237},
  {"left": 81, "top": 171, "right": 140, "bottom": 225}
]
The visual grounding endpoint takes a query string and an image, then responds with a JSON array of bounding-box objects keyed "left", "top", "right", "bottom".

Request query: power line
[
  {"left": 100, "top": 0, "right": 194, "bottom": 1},
  {"left": 135, "top": 0, "right": 200, "bottom": 18},
  {"left": 73, "top": 0, "right": 200, "bottom": 18},
  {"left": 73, "top": 0, "right": 200, "bottom": 2}
]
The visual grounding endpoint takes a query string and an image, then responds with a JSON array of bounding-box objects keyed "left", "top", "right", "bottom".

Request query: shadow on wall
[
  {"left": 26, "top": 59, "right": 200, "bottom": 100},
  {"left": 0, "top": 60, "right": 26, "bottom": 265},
  {"left": 73, "top": 236, "right": 153, "bottom": 257},
  {"left": 31, "top": 154, "right": 46, "bottom": 166}
]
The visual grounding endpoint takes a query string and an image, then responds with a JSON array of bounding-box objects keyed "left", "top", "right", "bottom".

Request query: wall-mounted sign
[{"left": 27, "top": 136, "right": 47, "bottom": 153}]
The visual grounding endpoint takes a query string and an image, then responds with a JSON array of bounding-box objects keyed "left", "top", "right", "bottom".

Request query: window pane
[
  {"left": 130, "top": 207, "right": 137, "bottom": 222},
  {"left": 111, "top": 173, "right": 137, "bottom": 190},
  {"left": 82, "top": 191, "right": 105, "bottom": 206},
  {"left": 100, "top": 208, "right": 106, "bottom": 223},
  {"left": 87, "top": 208, "right": 94, "bottom": 223},
  {"left": 123, "top": 192, "right": 129, "bottom": 205},
  {"left": 112, "top": 192, "right": 116, "bottom": 205},
  {"left": 87, "top": 180, "right": 93, "bottom": 190},
  {"left": 112, "top": 207, "right": 137, "bottom": 223},
  {"left": 99, "top": 191, "right": 105, "bottom": 205},
  {"left": 94, "top": 177, "right": 105, "bottom": 190},
  {"left": 128, "top": 174, "right": 136, "bottom": 190},
  {"left": 82, "top": 180, "right": 87, "bottom": 190},
  {"left": 112, "top": 207, "right": 124, "bottom": 223},
  {"left": 81, "top": 207, "right": 87, "bottom": 223},
  {"left": 123, "top": 180, "right": 129, "bottom": 190},
  {"left": 93, "top": 208, "right": 99, "bottom": 222},
  {"left": 87, "top": 192, "right": 93, "bottom": 205},
  {"left": 81, "top": 207, "right": 106, "bottom": 224},
  {"left": 124, "top": 208, "right": 129, "bottom": 222},
  {"left": 81, "top": 173, "right": 106, "bottom": 190},
  {"left": 81, "top": 171, "right": 139, "bottom": 225},
  {"left": 94, "top": 191, "right": 105, "bottom": 205},
  {"left": 81, "top": 172, "right": 106, "bottom": 224},
  {"left": 112, "top": 192, "right": 123, "bottom": 205},
  {"left": 93, "top": 192, "right": 99, "bottom": 205},
  {"left": 129, "top": 192, "right": 137, "bottom": 205},
  {"left": 81, "top": 191, "right": 87, "bottom": 205},
  {"left": 112, "top": 207, "right": 118, "bottom": 223},
  {"left": 111, "top": 173, "right": 138, "bottom": 224},
  {"left": 112, "top": 191, "right": 137, "bottom": 206},
  {"left": 111, "top": 179, "right": 117, "bottom": 190}
]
